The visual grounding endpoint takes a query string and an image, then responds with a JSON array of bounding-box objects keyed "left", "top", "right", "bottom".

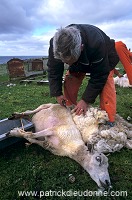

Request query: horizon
[
  {"left": 0, "top": 55, "right": 48, "bottom": 65},
  {"left": 0, "top": 55, "right": 47, "bottom": 56}
]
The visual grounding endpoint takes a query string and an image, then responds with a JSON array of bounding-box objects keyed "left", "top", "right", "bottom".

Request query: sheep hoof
[
  {"left": 106, "top": 121, "right": 115, "bottom": 128},
  {"left": 25, "top": 142, "right": 32, "bottom": 147}
]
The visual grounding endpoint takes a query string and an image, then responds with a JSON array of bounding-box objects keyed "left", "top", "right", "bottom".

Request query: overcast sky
[{"left": 0, "top": 0, "right": 132, "bottom": 56}]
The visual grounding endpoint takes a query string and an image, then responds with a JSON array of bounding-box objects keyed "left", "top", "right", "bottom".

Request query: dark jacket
[{"left": 47, "top": 24, "right": 119, "bottom": 103}]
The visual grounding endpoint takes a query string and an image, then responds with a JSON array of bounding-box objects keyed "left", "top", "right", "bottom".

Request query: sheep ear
[{"left": 87, "top": 143, "right": 94, "bottom": 153}]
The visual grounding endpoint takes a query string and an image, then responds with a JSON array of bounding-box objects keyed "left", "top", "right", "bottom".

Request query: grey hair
[{"left": 53, "top": 26, "right": 82, "bottom": 62}]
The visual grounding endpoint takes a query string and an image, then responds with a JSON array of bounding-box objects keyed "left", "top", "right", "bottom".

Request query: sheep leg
[
  {"left": 115, "top": 114, "right": 132, "bottom": 129},
  {"left": 14, "top": 104, "right": 52, "bottom": 116},
  {"left": 9, "top": 127, "right": 54, "bottom": 139},
  {"left": 31, "top": 126, "right": 61, "bottom": 148},
  {"left": 25, "top": 137, "right": 53, "bottom": 150},
  {"left": 9, "top": 128, "right": 56, "bottom": 151},
  {"left": 125, "top": 139, "right": 132, "bottom": 149},
  {"left": 31, "top": 128, "right": 54, "bottom": 138},
  {"left": 9, "top": 128, "right": 32, "bottom": 138},
  {"left": 9, "top": 126, "right": 59, "bottom": 146}
]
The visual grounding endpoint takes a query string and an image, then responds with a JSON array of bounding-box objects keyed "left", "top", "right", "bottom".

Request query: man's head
[{"left": 53, "top": 26, "right": 82, "bottom": 65}]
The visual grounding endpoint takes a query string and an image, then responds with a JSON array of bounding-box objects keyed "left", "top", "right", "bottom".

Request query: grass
[{"left": 0, "top": 63, "right": 132, "bottom": 200}]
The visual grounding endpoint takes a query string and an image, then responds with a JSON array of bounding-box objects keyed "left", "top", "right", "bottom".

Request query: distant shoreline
[{"left": 0, "top": 56, "right": 48, "bottom": 65}]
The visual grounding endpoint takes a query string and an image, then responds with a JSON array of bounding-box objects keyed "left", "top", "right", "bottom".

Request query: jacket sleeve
[
  {"left": 47, "top": 38, "right": 64, "bottom": 97},
  {"left": 82, "top": 44, "right": 110, "bottom": 103}
]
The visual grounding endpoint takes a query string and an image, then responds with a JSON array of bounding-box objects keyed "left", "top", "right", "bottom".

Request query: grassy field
[{"left": 0, "top": 63, "right": 132, "bottom": 200}]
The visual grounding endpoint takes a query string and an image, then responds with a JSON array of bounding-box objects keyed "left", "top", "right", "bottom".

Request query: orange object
[
  {"left": 100, "top": 70, "right": 116, "bottom": 122},
  {"left": 115, "top": 41, "right": 132, "bottom": 84},
  {"left": 64, "top": 70, "right": 116, "bottom": 122},
  {"left": 64, "top": 71, "right": 85, "bottom": 106}
]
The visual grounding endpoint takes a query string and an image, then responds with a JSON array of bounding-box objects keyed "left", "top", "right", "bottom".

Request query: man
[{"left": 47, "top": 24, "right": 119, "bottom": 126}]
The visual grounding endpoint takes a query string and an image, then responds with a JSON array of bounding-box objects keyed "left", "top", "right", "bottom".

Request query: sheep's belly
[{"left": 32, "top": 108, "right": 74, "bottom": 131}]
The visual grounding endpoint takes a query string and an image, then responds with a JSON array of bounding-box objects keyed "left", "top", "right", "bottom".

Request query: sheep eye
[{"left": 96, "top": 156, "right": 102, "bottom": 163}]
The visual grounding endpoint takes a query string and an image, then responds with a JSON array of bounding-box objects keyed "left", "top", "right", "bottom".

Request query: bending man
[{"left": 47, "top": 24, "right": 119, "bottom": 126}]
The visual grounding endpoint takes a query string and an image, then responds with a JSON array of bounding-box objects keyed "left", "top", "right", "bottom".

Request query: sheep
[
  {"left": 9, "top": 104, "right": 111, "bottom": 190},
  {"left": 8, "top": 103, "right": 132, "bottom": 188},
  {"left": 114, "top": 74, "right": 132, "bottom": 87}
]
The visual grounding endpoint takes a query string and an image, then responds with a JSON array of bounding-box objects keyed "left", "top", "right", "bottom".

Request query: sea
[{"left": 0, "top": 56, "right": 47, "bottom": 64}]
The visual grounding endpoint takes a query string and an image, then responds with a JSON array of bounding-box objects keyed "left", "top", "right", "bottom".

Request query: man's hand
[
  {"left": 56, "top": 95, "right": 67, "bottom": 106},
  {"left": 73, "top": 100, "right": 89, "bottom": 115}
]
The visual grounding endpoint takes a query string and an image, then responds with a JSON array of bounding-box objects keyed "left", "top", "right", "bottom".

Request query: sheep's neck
[{"left": 70, "top": 145, "right": 91, "bottom": 167}]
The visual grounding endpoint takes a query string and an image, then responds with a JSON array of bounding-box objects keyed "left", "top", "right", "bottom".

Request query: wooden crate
[{"left": 7, "top": 58, "right": 25, "bottom": 80}]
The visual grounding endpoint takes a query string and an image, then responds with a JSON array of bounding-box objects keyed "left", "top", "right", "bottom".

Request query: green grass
[
  {"left": 0, "top": 63, "right": 132, "bottom": 200},
  {"left": 0, "top": 64, "right": 9, "bottom": 82}
]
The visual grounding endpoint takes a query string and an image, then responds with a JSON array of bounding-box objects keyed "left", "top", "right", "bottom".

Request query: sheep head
[{"left": 83, "top": 144, "right": 111, "bottom": 190}]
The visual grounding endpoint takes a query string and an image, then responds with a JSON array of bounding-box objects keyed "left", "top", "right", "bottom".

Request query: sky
[{"left": 0, "top": 0, "right": 132, "bottom": 56}]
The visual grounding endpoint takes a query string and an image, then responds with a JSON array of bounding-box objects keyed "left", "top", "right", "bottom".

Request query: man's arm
[
  {"left": 47, "top": 38, "right": 64, "bottom": 97},
  {"left": 82, "top": 54, "right": 110, "bottom": 104}
]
